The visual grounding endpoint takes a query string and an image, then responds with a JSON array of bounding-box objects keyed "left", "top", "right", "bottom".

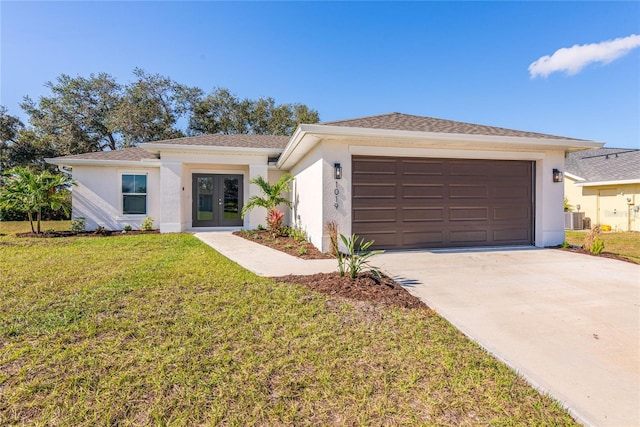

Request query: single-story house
[
  {"left": 47, "top": 112, "right": 602, "bottom": 251},
  {"left": 564, "top": 147, "right": 640, "bottom": 232}
]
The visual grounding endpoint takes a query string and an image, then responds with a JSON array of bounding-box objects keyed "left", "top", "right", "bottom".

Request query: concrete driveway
[{"left": 373, "top": 248, "right": 639, "bottom": 427}]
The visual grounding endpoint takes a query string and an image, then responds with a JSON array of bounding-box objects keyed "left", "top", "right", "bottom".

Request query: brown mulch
[
  {"left": 233, "top": 229, "right": 331, "bottom": 260},
  {"left": 15, "top": 230, "right": 160, "bottom": 238},
  {"left": 558, "top": 247, "right": 638, "bottom": 264},
  {"left": 272, "top": 271, "right": 428, "bottom": 310}
]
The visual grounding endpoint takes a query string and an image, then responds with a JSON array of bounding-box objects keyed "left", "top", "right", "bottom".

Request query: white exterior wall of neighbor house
[
  {"left": 69, "top": 165, "right": 161, "bottom": 230},
  {"left": 565, "top": 178, "right": 640, "bottom": 232},
  {"left": 290, "top": 139, "right": 568, "bottom": 252}
]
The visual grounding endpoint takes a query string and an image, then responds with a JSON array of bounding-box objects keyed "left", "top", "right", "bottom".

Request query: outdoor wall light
[
  {"left": 334, "top": 163, "right": 342, "bottom": 180},
  {"left": 552, "top": 168, "right": 563, "bottom": 183}
]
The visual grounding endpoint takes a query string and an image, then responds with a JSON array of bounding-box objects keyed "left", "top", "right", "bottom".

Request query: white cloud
[{"left": 529, "top": 34, "right": 640, "bottom": 78}]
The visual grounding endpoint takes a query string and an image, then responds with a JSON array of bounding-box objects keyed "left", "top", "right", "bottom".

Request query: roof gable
[
  {"left": 321, "top": 112, "right": 586, "bottom": 141},
  {"left": 143, "top": 133, "right": 289, "bottom": 149}
]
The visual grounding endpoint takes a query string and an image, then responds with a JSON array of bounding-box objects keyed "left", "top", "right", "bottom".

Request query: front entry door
[{"left": 192, "top": 174, "right": 243, "bottom": 227}]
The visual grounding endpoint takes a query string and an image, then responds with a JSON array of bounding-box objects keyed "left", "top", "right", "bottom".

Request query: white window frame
[{"left": 120, "top": 172, "right": 148, "bottom": 217}]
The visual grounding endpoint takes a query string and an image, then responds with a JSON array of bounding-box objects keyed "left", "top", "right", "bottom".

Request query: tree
[
  {"left": 0, "top": 167, "right": 74, "bottom": 233},
  {"left": 241, "top": 173, "right": 294, "bottom": 232},
  {"left": 112, "top": 68, "right": 201, "bottom": 145},
  {"left": 21, "top": 73, "right": 122, "bottom": 154},
  {"left": 189, "top": 89, "right": 319, "bottom": 136},
  {"left": 0, "top": 106, "right": 25, "bottom": 173}
]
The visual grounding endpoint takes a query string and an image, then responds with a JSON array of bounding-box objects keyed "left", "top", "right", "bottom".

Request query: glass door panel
[{"left": 192, "top": 174, "right": 243, "bottom": 227}]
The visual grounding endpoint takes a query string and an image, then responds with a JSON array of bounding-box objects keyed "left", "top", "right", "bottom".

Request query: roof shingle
[
  {"left": 320, "top": 112, "right": 586, "bottom": 141},
  {"left": 54, "top": 147, "right": 158, "bottom": 161},
  {"left": 565, "top": 148, "right": 640, "bottom": 182},
  {"left": 145, "top": 133, "right": 290, "bottom": 149}
]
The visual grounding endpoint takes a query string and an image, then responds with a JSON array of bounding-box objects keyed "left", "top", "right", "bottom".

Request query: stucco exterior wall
[
  {"left": 565, "top": 178, "right": 640, "bottom": 231},
  {"left": 291, "top": 138, "right": 568, "bottom": 252},
  {"left": 70, "top": 165, "right": 161, "bottom": 230},
  {"left": 289, "top": 144, "right": 325, "bottom": 249}
]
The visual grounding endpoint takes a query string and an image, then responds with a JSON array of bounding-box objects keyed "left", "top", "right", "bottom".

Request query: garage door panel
[
  {"left": 402, "top": 207, "right": 444, "bottom": 222},
  {"left": 353, "top": 207, "right": 397, "bottom": 223},
  {"left": 450, "top": 229, "right": 489, "bottom": 243},
  {"left": 352, "top": 156, "right": 533, "bottom": 249},
  {"left": 401, "top": 184, "right": 444, "bottom": 199},
  {"left": 402, "top": 230, "right": 445, "bottom": 246},
  {"left": 493, "top": 185, "right": 528, "bottom": 199},
  {"left": 449, "top": 162, "right": 489, "bottom": 177},
  {"left": 449, "top": 207, "right": 489, "bottom": 221},
  {"left": 358, "top": 231, "right": 398, "bottom": 247},
  {"left": 401, "top": 160, "right": 444, "bottom": 176},
  {"left": 493, "top": 206, "right": 530, "bottom": 221},
  {"left": 494, "top": 228, "right": 531, "bottom": 242},
  {"left": 353, "top": 183, "right": 397, "bottom": 199},
  {"left": 352, "top": 158, "right": 396, "bottom": 175},
  {"left": 449, "top": 184, "right": 488, "bottom": 199}
]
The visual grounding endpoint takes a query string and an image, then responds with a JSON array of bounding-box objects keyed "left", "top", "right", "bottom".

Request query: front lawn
[
  {"left": 0, "top": 233, "right": 577, "bottom": 425},
  {"left": 565, "top": 230, "right": 640, "bottom": 263},
  {"left": 0, "top": 220, "right": 71, "bottom": 235}
]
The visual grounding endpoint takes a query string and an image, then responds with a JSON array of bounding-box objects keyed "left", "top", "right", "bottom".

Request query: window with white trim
[{"left": 122, "top": 174, "right": 147, "bottom": 215}]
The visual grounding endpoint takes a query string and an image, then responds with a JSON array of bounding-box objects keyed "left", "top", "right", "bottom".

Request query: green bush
[
  {"left": 590, "top": 239, "right": 605, "bottom": 255},
  {"left": 70, "top": 217, "right": 87, "bottom": 233},
  {"left": 141, "top": 216, "right": 154, "bottom": 231}
]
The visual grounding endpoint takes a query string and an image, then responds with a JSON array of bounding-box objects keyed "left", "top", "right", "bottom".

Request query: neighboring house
[
  {"left": 565, "top": 148, "right": 640, "bottom": 232},
  {"left": 47, "top": 112, "right": 602, "bottom": 251}
]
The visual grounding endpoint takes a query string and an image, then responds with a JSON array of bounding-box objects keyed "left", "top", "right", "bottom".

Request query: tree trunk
[
  {"left": 27, "top": 211, "right": 35, "bottom": 233},
  {"left": 36, "top": 210, "right": 41, "bottom": 234}
]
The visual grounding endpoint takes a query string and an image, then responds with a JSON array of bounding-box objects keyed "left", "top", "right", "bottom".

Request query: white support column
[
  {"left": 247, "top": 164, "right": 269, "bottom": 229},
  {"left": 535, "top": 152, "right": 566, "bottom": 247},
  {"left": 160, "top": 161, "right": 183, "bottom": 233}
]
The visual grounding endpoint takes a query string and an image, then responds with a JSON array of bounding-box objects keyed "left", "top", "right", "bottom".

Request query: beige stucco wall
[
  {"left": 70, "top": 165, "right": 161, "bottom": 230},
  {"left": 565, "top": 178, "right": 640, "bottom": 231},
  {"left": 289, "top": 137, "right": 568, "bottom": 252}
]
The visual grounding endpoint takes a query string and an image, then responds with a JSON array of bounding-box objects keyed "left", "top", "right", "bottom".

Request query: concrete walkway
[
  {"left": 194, "top": 231, "right": 336, "bottom": 276},
  {"left": 194, "top": 232, "right": 639, "bottom": 427}
]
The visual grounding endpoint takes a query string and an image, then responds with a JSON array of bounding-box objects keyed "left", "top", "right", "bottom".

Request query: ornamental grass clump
[
  {"left": 584, "top": 225, "right": 606, "bottom": 255},
  {"left": 334, "top": 233, "right": 384, "bottom": 279}
]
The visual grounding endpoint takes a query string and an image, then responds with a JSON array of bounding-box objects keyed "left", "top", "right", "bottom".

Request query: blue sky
[{"left": 1, "top": 1, "right": 638, "bottom": 148}]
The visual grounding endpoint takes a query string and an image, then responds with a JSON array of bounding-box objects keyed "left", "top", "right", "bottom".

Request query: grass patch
[
  {"left": 0, "top": 232, "right": 578, "bottom": 425},
  {"left": 565, "top": 231, "right": 640, "bottom": 263},
  {"left": 0, "top": 220, "right": 71, "bottom": 235}
]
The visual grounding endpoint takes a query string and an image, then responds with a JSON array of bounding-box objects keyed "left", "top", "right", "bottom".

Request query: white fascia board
[
  {"left": 277, "top": 124, "right": 603, "bottom": 169},
  {"left": 45, "top": 158, "right": 161, "bottom": 168},
  {"left": 576, "top": 179, "right": 640, "bottom": 187},
  {"left": 141, "top": 143, "right": 283, "bottom": 156},
  {"left": 564, "top": 172, "right": 585, "bottom": 182}
]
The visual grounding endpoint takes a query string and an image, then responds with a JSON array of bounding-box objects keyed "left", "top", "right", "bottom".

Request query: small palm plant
[
  {"left": 334, "top": 233, "right": 384, "bottom": 279},
  {"left": 0, "top": 167, "right": 74, "bottom": 234},
  {"left": 241, "top": 173, "right": 293, "bottom": 234}
]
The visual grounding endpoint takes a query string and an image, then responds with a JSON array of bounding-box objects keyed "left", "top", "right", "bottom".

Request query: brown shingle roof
[
  {"left": 320, "top": 112, "right": 586, "bottom": 141},
  {"left": 55, "top": 147, "right": 158, "bottom": 161},
  {"left": 146, "top": 133, "right": 290, "bottom": 149}
]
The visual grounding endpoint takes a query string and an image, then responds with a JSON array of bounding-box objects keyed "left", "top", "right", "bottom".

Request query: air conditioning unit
[{"left": 564, "top": 212, "right": 585, "bottom": 230}]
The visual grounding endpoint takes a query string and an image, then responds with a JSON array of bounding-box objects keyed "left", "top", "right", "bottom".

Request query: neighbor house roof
[
  {"left": 321, "top": 112, "right": 585, "bottom": 141},
  {"left": 565, "top": 148, "right": 640, "bottom": 185}
]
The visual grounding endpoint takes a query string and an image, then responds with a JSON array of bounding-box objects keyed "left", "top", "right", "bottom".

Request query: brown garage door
[{"left": 352, "top": 156, "right": 534, "bottom": 249}]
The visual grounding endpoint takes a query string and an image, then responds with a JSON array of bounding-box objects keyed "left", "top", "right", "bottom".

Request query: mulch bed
[
  {"left": 15, "top": 230, "right": 160, "bottom": 238},
  {"left": 558, "top": 247, "right": 637, "bottom": 264},
  {"left": 233, "top": 229, "right": 331, "bottom": 260},
  {"left": 272, "top": 271, "right": 428, "bottom": 310}
]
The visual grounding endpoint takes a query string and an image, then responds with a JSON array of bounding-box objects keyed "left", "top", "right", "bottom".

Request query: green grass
[
  {"left": 565, "top": 230, "right": 640, "bottom": 263},
  {"left": 0, "top": 220, "right": 71, "bottom": 235},
  {"left": 0, "top": 232, "right": 578, "bottom": 425}
]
